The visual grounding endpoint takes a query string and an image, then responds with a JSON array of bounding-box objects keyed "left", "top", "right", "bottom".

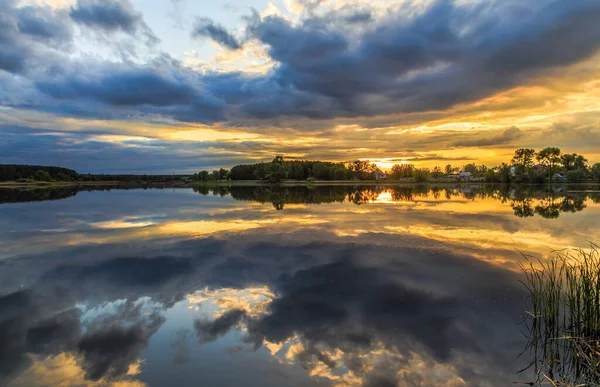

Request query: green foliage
[
  {"left": 444, "top": 164, "right": 455, "bottom": 175},
  {"left": 484, "top": 168, "right": 499, "bottom": 183},
  {"left": 511, "top": 148, "right": 537, "bottom": 181},
  {"left": 462, "top": 163, "right": 478, "bottom": 175},
  {"left": 230, "top": 158, "right": 364, "bottom": 181},
  {"left": 497, "top": 163, "right": 512, "bottom": 183},
  {"left": 0, "top": 164, "right": 77, "bottom": 182},
  {"left": 412, "top": 168, "right": 430, "bottom": 182},
  {"left": 198, "top": 170, "right": 210, "bottom": 181},
  {"left": 390, "top": 164, "right": 414, "bottom": 179},
  {"left": 591, "top": 163, "right": 600, "bottom": 183},
  {"left": 33, "top": 170, "right": 52, "bottom": 181},
  {"left": 566, "top": 169, "right": 587, "bottom": 183},
  {"left": 348, "top": 160, "right": 377, "bottom": 180},
  {"left": 561, "top": 153, "right": 587, "bottom": 171},
  {"left": 512, "top": 148, "right": 536, "bottom": 168},
  {"left": 431, "top": 166, "right": 443, "bottom": 178},
  {"left": 537, "top": 147, "right": 562, "bottom": 178},
  {"left": 266, "top": 163, "right": 288, "bottom": 183}
]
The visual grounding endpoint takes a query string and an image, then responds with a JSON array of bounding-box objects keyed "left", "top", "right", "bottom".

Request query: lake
[{"left": 1, "top": 185, "right": 599, "bottom": 386}]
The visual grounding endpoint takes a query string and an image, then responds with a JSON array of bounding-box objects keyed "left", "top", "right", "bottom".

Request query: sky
[{"left": 1, "top": 0, "right": 600, "bottom": 173}]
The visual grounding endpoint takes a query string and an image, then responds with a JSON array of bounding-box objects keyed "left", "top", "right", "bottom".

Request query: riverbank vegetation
[
  {"left": 3, "top": 147, "right": 600, "bottom": 185},
  {"left": 192, "top": 148, "right": 600, "bottom": 184},
  {"left": 521, "top": 245, "right": 600, "bottom": 385}
]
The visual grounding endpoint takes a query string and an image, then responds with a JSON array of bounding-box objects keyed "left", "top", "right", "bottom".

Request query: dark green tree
[
  {"left": 266, "top": 163, "right": 288, "bottom": 184},
  {"left": 592, "top": 163, "right": 600, "bottom": 183},
  {"left": 511, "top": 148, "right": 536, "bottom": 181},
  {"left": 537, "top": 147, "right": 561, "bottom": 180},
  {"left": 33, "top": 170, "right": 52, "bottom": 181}
]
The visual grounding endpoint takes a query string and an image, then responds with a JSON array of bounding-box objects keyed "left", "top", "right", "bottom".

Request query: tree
[
  {"left": 218, "top": 168, "right": 229, "bottom": 180},
  {"left": 497, "top": 163, "right": 512, "bottom": 183},
  {"left": 511, "top": 148, "right": 536, "bottom": 180},
  {"left": 198, "top": 170, "right": 210, "bottom": 181},
  {"left": 484, "top": 169, "right": 499, "bottom": 183},
  {"left": 312, "top": 163, "right": 332, "bottom": 180},
  {"left": 286, "top": 162, "right": 304, "bottom": 180},
  {"left": 566, "top": 169, "right": 586, "bottom": 183},
  {"left": 272, "top": 155, "right": 284, "bottom": 164},
  {"left": 512, "top": 148, "right": 536, "bottom": 169},
  {"left": 463, "top": 163, "right": 478, "bottom": 175},
  {"left": 591, "top": 163, "right": 600, "bottom": 183},
  {"left": 412, "top": 168, "right": 430, "bottom": 182},
  {"left": 33, "top": 170, "right": 52, "bottom": 181},
  {"left": 560, "top": 153, "right": 587, "bottom": 171},
  {"left": 348, "top": 160, "right": 376, "bottom": 180},
  {"left": 390, "top": 164, "right": 415, "bottom": 179},
  {"left": 432, "top": 166, "right": 443, "bottom": 178},
  {"left": 537, "top": 147, "right": 561, "bottom": 180},
  {"left": 445, "top": 164, "right": 454, "bottom": 175},
  {"left": 253, "top": 163, "right": 268, "bottom": 180},
  {"left": 266, "top": 163, "right": 288, "bottom": 183}
]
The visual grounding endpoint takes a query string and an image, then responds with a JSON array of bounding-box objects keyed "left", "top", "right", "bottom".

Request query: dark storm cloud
[
  {"left": 192, "top": 17, "right": 242, "bottom": 50},
  {"left": 70, "top": 0, "right": 152, "bottom": 38},
  {"left": 453, "top": 126, "right": 523, "bottom": 147},
  {"left": 3, "top": 0, "right": 600, "bottom": 126},
  {"left": 227, "top": 0, "right": 600, "bottom": 120},
  {"left": 0, "top": 0, "right": 70, "bottom": 74},
  {"left": 16, "top": 6, "right": 72, "bottom": 46},
  {"left": 37, "top": 67, "right": 198, "bottom": 106}
]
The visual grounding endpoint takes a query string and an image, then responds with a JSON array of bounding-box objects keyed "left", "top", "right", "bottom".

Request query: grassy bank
[{"left": 521, "top": 245, "right": 600, "bottom": 385}]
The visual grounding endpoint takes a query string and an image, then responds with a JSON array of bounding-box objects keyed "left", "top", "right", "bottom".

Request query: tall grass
[{"left": 520, "top": 245, "right": 600, "bottom": 386}]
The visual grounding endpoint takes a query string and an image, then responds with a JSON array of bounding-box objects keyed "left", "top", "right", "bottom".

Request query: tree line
[
  {"left": 0, "top": 164, "right": 78, "bottom": 182},
  {"left": 0, "top": 164, "right": 190, "bottom": 183},
  {"left": 192, "top": 148, "right": 600, "bottom": 184},
  {"left": 3, "top": 147, "right": 599, "bottom": 184}
]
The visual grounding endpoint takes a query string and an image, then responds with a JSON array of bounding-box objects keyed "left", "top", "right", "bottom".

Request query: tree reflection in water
[
  {"left": 1, "top": 184, "right": 599, "bottom": 219},
  {"left": 193, "top": 185, "right": 599, "bottom": 219}
]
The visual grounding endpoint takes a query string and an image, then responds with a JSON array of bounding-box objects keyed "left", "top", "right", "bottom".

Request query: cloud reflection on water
[{"left": 0, "top": 186, "right": 599, "bottom": 386}]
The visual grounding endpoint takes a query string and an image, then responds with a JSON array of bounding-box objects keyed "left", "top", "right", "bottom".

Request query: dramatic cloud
[
  {"left": 453, "top": 126, "right": 523, "bottom": 147},
  {"left": 0, "top": 0, "right": 71, "bottom": 74},
  {"left": 16, "top": 5, "right": 72, "bottom": 46},
  {"left": 70, "top": 0, "right": 149, "bottom": 36},
  {"left": 5, "top": 0, "right": 600, "bottom": 123},
  {"left": 192, "top": 17, "right": 242, "bottom": 50},
  {"left": 1, "top": 0, "right": 600, "bottom": 170}
]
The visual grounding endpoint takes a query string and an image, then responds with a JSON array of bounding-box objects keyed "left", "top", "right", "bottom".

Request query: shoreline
[{"left": 1, "top": 180, "right": 599, "bottom": 189}]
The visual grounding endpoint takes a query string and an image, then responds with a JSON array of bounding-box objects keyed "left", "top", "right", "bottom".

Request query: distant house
[
  {"left": 449, "top": 172, "right": 473, "bottom": 181},
  {"left": 458, "top": 171, "right": 473, "bottom": 181},
  {"left": 374, "top": 169, "right": 388, "bottom": 180},
  {"left": 552, "top": 173, "right": 566, "bottom": 182}
]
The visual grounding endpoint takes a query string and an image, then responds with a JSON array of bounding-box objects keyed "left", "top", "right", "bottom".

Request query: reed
[{"left": 520, "top": 244, "right": 600, "bottom": 385}]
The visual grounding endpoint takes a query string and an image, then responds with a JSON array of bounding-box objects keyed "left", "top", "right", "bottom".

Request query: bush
[
  {"left": 413, "top": 169, "right": 430, "bottom": 183},
  {"left": 33, "top": 170, "right": 52, "bottom": 181},
  {"left": 566, "top": 169, "right": 586, "bottom": 183}
]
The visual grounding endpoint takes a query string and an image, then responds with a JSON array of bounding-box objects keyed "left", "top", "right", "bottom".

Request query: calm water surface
[{"left": 1, "top": 185, "right": 599, "bottom": 387}]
